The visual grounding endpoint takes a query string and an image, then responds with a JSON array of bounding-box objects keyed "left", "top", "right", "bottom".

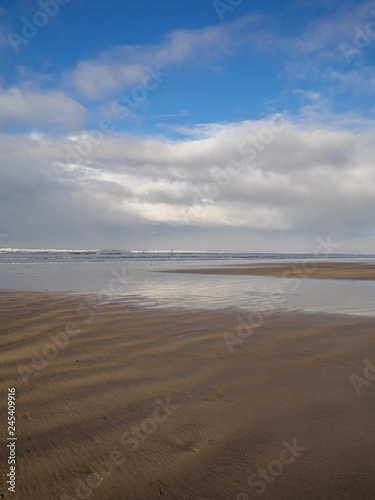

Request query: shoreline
[{"left": 1, "top": 291, "right": 375, "bottom": 499}]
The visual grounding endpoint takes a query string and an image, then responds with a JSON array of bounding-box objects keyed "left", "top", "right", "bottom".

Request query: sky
[{"left": 1, "top": 0, "right": 375, "bottom": 251}]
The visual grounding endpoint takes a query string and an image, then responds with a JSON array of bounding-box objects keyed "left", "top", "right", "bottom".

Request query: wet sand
[
  {"left": 164, "top": 262, "right": 375, "bottom": 280},
  {"left": 1, "top": 290, "right": 375, "bottom": 499}
]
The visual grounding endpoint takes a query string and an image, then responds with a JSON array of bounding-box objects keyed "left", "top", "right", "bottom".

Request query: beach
[
  {"left": 1, "top": 281, "right": 375, "bottom": 499},
  {"left": 165, "top": 261, "right": 375, "bottom": 280}
]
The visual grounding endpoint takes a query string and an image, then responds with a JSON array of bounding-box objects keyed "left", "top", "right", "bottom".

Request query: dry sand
[
  {"left": 164, "top": 261, "right": 375, "bottom": 280},
  {"left": 1, "top": 289, "right": 375, "bottom": 499}
]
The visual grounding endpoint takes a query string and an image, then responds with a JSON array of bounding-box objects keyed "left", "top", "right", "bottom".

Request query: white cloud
[
  {"left": 0, "top": 87, "right": 87, "bottom": 129},
  {"left": 65, "top": 17, "right": 255, "bottom": 99},
  {"left": 284, "top": 0, "right": 375, "bottom": 60},
  {"left": 248, "top": 0, "right": 375, "bottom": 84},
  {"left": 67, "top": 61, "right": 147, "bottom": 101},
  {"left": 152, "top": 109, "right": 190, "bottom": 119},
  {"left": 327, "top": 66, "right": 375, "bottom": 93}
]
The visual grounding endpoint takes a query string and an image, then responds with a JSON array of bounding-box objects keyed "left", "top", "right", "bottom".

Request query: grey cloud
[{"left": 1, "top": 114, "right": 375, "bottom": 249}]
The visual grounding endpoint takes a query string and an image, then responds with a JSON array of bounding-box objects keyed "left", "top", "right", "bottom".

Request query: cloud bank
[{"left": 1, "top": 113, "right": 375, "bottom": 249}]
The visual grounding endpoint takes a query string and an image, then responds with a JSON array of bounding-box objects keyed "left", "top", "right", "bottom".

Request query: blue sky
[
  {"left": 2, "top": 0, "right": 375, "bottom": 134},
  {"left": 1, "top": 0, "right": 375, "bottom": 250}
]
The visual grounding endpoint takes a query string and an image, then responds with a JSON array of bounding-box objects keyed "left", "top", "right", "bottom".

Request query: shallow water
[{"left": 0, "top": 251, "right": 374, "bottom": 316}]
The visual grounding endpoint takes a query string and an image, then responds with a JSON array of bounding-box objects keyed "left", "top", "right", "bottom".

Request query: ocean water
[{"left": 0, "top": 249, "right": 375, "bottom": 316}]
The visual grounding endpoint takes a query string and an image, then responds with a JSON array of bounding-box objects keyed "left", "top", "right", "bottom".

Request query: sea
[{"left": 1, "top": 249, "right": 375, "bottom": 316}]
